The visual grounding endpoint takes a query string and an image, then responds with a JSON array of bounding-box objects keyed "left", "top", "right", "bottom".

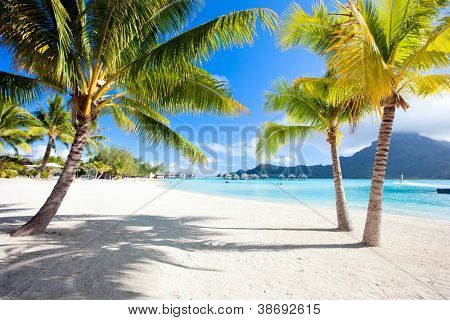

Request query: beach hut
[
  {"left": 259, "top": 173, "right": 268, "bottom": 180},
  {"left": 232, "top": 173, "right": 240, "bottom": 180},
  {"left": 278, "top": 173, "right": 285, "bottom": 180},
  {"left": 298, "top": 174, "right": 308, "bottom": 180},
  {"left": 288, "top": 174, "right": 296, "bottom": 180},
  {"left": 175, "top": 172, "right": 186, "bottom": 179},
  {"left": 155, "top": 172, "right": 165, "bottom": 179}
]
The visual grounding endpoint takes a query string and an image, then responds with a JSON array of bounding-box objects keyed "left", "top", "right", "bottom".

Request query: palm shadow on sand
[{"left": 0, "top": 212, "right": 362, "bottom": 299}]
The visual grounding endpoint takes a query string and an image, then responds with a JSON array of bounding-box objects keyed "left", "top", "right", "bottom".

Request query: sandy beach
[{"left": 0, "top": 178, "right": 449, "bottom": 299}]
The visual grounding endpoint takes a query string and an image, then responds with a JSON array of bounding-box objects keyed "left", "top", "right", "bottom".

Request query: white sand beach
[{"left": 0, "top": 178, "right": 449, "bottom": 299}]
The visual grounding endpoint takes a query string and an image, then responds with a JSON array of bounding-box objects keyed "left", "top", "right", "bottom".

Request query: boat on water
[{"left": 437, "top": 188, "right": 450, "bottom": 194}]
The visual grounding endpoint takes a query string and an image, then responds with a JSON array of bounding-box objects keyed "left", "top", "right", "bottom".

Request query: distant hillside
[{"left": 236, "top": 133, "right": 450, "bottom": 179}]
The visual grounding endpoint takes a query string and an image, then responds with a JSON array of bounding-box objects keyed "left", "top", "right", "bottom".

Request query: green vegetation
[
  {"left": 31, "top": 95, "right": 74, "bottom": 173},
  {"left": 0, "top": 99, "right": 37, "bottom": 154},
  {"left": 91, "top": 147, "right": 164, "bottom": 179},
  {"left": 0, "top": 155, "right": 27, "bottom": 178}
]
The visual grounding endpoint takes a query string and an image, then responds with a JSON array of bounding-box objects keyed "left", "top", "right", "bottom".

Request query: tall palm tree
[
  {"left": 324, "top": 0, "right": 450, "bottom": 246},
  {"left": 32, "top": 96, "right": 74, "bottom": 174},
  {"left": 257, "top": 77, "right": 370, "bottom": 231},
  {"left": 0, "top": 99, "right": 36, "bottom": 154},
  {"left": 0, "top": 0, "right": 277, "bottom": 236},
  {"left": 278, "top": 0, "right": 449, "bottom": 246}
]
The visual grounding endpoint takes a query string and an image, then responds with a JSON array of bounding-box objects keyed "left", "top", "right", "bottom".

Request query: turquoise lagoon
[{"left": 163, "top": 179, "right": 450, "bottom": 221}]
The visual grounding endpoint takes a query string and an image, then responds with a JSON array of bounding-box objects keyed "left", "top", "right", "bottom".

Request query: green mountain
[{"left": 238, "top": 133, "right": 450, "bottom": 179}]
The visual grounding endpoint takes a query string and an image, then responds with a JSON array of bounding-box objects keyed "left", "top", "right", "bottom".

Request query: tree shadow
[
  {"left": 0, "top": 203, "right": 34, "bottom": 214},
  {"left": 191, "top": 226, "right": 341, "bottom": 232},
  {"left": 0, "top": 214, "right": 363, "bottom": 299}
]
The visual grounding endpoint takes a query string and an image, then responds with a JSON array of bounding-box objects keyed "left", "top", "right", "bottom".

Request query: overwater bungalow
[
  {"left": 232, "top": 173, "right": 240, "bottom": 180},
  {"left": 175, "top": 172, "right": 186, "bottom": 179},
  {"left": 260, "top": 173, "right": 268, "bottom": 180},
  {"left": 288, "top": 174, "right": 296, "bottom": 180},
  {"left": 241, "top": 173, "right": 249, "bottom": 180},
  {"left": 298, "top": 174, "right": 308, "bottom": 180},
  {"left": 251, "top": 174, "right": 259, "bottom": 180},
  {"left": 224, "top": 173, "right": 232, "bottom": 180},
  {"left": 165, "top": 172, "right": 175, "bottom": 179},
  {"left": 278, "top": 174, "right": 286, "bottom": 180}
]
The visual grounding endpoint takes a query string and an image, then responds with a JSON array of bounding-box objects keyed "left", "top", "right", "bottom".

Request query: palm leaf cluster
[
  {"left": 0, "top": 99, "right": 37, "bottom": 153},
  {"left": 257, "top": 76, "right": 371, "bottom": 159},
  {"left": 0, "top": 0, "right": 277, "bottom": 163},
  {"left": 278, "top": 0, "right": 449, "bottom": 108},
  {"left": 31, "top": 95, "right": 74, "bottom": 147}
]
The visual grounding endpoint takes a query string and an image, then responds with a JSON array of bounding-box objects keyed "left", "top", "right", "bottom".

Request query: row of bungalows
[
  {"left": 154, "top": 172, "right": 196, "bottom": 179},
  {"left": 278, "top": 173, "right": 308, "bottom": 180},
  {"left": 219, "top": 173, "right": 269, "bottom": 180}
]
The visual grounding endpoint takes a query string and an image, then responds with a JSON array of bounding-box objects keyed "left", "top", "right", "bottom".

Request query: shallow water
[{"left": 163, "top": 179, "right": 450, "bottom": 221}]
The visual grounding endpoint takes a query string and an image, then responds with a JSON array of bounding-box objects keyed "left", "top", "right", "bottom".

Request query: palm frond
[
  {"left": 256, "top": 122, "right": 314, "bottom": 160},
  {"left": 277, "top": 1, "right": 335, "bottom": 54}
]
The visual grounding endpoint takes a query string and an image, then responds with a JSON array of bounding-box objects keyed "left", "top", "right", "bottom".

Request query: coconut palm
[
  {"left": 323, "top": 0, "right": 450, "bottom": 246},
  {"left": 85, "top": 123, "right": 108, "bottom": 157},
  {"left": 0, "top": 99, "right": 36, "bottom": 154},
  {"left": 0, "top": 0, "right": 277, "bottom": 236},
  {"left": 32, "top": 96, "right": 74, "bottom": 174},
  {"left": 278, "top": 0, "right": 449, "bottom": 246},
  {"left": 257, "top": 76, "right": 370, "bottom": 231}
]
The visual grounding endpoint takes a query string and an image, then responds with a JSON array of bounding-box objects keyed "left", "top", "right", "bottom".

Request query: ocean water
[{"left": 163, "top": 179, "right": 450, "bottom": 221}]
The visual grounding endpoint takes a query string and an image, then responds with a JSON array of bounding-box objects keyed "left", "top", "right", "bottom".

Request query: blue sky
[{"left": 2, "top": 0, "right": 449, "bottom": 175}]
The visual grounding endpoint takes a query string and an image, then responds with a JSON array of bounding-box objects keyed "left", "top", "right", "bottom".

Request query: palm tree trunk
[
  {"left": 328, "top": 129, "right": 352, "bottom": 231},
  {"left": 11, "top": 117, "right": 91, "bottom": 237},
  {"left": 362, "top": 105, "right": 396, "bottom": 246},
  {"left": 38, "top": 137, "right": 53, "bottom": 174}
]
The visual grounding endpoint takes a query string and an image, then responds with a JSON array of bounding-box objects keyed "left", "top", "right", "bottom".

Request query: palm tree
[
  {"left": 85, "top": 123, "right": 108, "bottom": 157},
  {"left": 0, "top": 99, "right": 36, "bottom": 154},
  {"left": 278, "top": 0, "right": 449, "bottom": 246},
  {"left": 324, "top": 0, "right": 450, "bottom": 246},
  {"left": 88, "top": 161, "right": 111, "bottom": 179},
  {"left": 32, "top": 96, "right": 74, "bottom": 174},
  {"left": 0, "top": 0, "right": 276, "bottom": 236},
  {"left": 257, "top": 77, "right": 370, "bottom": 231}
]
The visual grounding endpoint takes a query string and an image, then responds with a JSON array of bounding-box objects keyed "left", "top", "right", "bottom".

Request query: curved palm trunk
[
  {"left": 362, "top": 105, "right": 396, "bottom": 246},
  {"left": 328, "top": 130, "right": 352, "bottom": 231},
  {"left": 38, "top": 137, "right": 53, "bottom": 174},
  {"left": 11, "top": 117, "right": 91, "bottom": 237}
]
